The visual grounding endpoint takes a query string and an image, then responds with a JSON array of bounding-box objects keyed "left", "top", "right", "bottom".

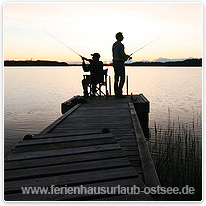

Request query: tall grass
[{"left": 149, "top": 113, "right": 202, "bottom": 201}]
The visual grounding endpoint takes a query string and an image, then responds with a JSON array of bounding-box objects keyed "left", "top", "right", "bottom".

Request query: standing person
[
  {"left": 112, "top": 32, "right": 132, "bottom": 98},
  {"left": 81, "top": 53, "right": 104, "bottom": 97}
]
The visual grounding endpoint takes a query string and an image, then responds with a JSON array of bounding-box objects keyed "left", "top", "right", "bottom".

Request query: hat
[{"left": 91, "top": 53, "right": 100, "bottom": 58}]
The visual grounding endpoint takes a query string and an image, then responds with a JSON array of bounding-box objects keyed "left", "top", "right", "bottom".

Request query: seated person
[{"left": 81, "top": 53, "right": 104, "bottom": 97}]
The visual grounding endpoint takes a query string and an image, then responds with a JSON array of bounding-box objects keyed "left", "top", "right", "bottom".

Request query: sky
[{"left": 3, "top": 2, "right": 203, "bottom": 63}]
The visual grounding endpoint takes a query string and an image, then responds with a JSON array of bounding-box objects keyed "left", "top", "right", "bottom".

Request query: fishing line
[
  {"left": 43, "top": 30, "right": 164, "bottom": 61},
  {"left": 129, "top": 35, "right": 164, "bottom": 57},
  {"left": 42, "top": 29, "right": 83, "bottom": 58}
]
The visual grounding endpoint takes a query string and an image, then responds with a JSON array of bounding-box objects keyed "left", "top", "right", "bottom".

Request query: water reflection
[{"left": 4, "top": 66, "right": 202, "bottom": 157}]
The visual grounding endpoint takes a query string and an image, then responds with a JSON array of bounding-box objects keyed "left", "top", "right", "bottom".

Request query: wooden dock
[{"left": 4, "top": 94, "right": 161, "bottom": 201}]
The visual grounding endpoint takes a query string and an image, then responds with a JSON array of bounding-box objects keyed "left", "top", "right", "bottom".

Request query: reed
[{"left": 149, "top": 114, "right": 202, "bottom": 201}]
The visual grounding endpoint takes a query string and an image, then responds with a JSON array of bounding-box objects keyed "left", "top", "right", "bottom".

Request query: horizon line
[{"left": 4, "top": 57, "right": 202, "bottom": 64}]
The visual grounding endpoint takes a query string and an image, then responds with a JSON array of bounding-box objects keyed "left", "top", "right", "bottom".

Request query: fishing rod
[
  {"left": 129, "top": 35, "right": 164, "bottom": 57},
  {"left": 42, "top": 29, "right": 83, "bottom": 58}
]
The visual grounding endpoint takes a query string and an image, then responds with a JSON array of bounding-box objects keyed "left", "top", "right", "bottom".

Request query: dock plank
[
  {"left": 24, "top": 133, "right": 113, "bottom": 143},
  {"left": 5, "top": 167, "right": 139, "bottom": 193},
  {"left": 7, "top": 143, "right": 121, "bottom": 161},
  {"left": 33, "top": 131, "right": 102, "bottom": 139},
  {"left": 5, "top": 157, "right": 132, "bottom": 181},
  {"left": 5, "top": 150, "right": 127, "bottom": 170},
  {"left": 14, "top": 137, "right": 117, "bottom": 153}
]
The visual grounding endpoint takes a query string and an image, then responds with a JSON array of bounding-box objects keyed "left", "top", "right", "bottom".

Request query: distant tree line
[
  {"left": 4, "top": 60, "right": 68, "bottom": 66},
  {"left": 4, "top": 58, "right": 202, "bottom": 67},
  {"left": 125, "top": 58, "right": 202, "bottom": 67}
]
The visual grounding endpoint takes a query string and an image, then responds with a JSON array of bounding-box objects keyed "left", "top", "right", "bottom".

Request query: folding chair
[
  {"left": 96, "top": 69, "right": 108, "bottom": 97},
  {"left": 83, "top": 69, "right": 108, "bottom": 97}
]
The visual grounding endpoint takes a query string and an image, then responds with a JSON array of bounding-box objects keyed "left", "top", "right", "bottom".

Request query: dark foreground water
[{"left": 4, "top": 66, "right": 202, "bottom": 158}]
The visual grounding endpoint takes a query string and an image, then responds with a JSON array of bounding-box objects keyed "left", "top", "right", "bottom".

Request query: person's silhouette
[
  {"left": 81, "top": 53, "right": 104, "bottom": 97},
  {"left": 112, "top": 32, "right": 132, "bottom": 98}
]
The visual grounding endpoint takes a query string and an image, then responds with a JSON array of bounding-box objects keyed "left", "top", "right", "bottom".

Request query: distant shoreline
[{"left": 4, "top": 58, "right": 202, "bottom": 67}]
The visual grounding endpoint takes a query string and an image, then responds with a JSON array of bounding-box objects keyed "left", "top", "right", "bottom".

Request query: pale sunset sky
[{"left": 4, "top": 2, "right": 203, "bottom": 63}]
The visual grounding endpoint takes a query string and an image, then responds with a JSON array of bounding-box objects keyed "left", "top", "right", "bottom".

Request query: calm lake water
[{"left": 4, "top": 66, "right": 202, "bottom": 158}]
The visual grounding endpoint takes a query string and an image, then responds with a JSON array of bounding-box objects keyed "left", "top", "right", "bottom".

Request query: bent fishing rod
[
  {"left": 42, "top": 29, "right": 83, "bottom": 58},
  {"left": 129, "top": 35, "right": 164, "bottom": 57}
]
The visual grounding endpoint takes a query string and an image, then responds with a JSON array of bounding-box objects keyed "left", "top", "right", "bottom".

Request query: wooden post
[
  {"left": 105, "top": 71, "right": 107, "bottom": 96},
  {"left": 109, "top": 76, "right": 111, "bottom": 96},
  {"left": 126, "top": 75, "right": 129, "bottom": 96}
]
